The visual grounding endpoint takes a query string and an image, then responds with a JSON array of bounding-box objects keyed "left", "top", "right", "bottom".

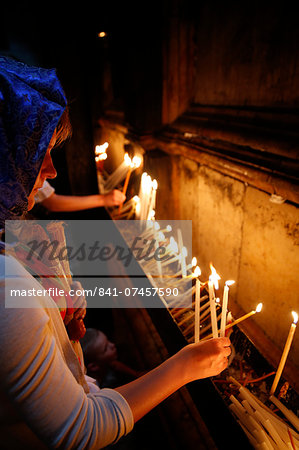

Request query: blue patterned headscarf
[{"left": 0, "top": 56, "right": 67, "bottom": 227}]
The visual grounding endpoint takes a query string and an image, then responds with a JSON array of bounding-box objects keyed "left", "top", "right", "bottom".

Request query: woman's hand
[
  {"left": 116, "top": 337, "right": 231, "bottom": 423},
  {"left": 102, "top": 190, "right": 126, "bottom": 207},
  {"left": 179, "top": 337, "right": 231, "bottom": 384}
]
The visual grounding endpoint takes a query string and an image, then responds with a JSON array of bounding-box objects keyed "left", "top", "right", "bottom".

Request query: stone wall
[{"left": 145, "top": 150, "right": 299, "bottom": 377}]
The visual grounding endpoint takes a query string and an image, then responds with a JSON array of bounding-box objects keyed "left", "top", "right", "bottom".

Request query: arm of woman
[
  {"left": 0, "top": 255, "right": 133, "bottom": 449},
  {"left": 0, "top": 255, "right": 230, "bottom": 448},
  {"left": 42, "top": 190, "right": 126, "bottom": 211},
  {"left": 116, "top": 338, "right": 231, "bottom": 423}
]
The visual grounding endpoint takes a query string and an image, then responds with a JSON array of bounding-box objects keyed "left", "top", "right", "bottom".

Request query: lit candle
[
  {"left": 95, "top": 142, "right": 109, "bottom": 154},
  {"left": 220, "top": 280, "right": 235, "bottom": 337},
  {"left": 160, "top": 224, "right": 172, "bottom": 234},
  {"left": 118, "top": 155, "right": 141, "bottom": 214},
  {"left": 208, "top": 264, "right": 220, "bottom": 338},
  {"left": 270, "top": 311, "right": 298, "bottom": 396},
  {"left": 166, "top": 236, "right": 179, "bottom": 256},
  {"left": 194, "top": 265, "right": 201, "bottom": 343},
  {"left": 202, "top": 303, "right": 263, "bottom": 340},
  {"left": 139, "top": 173, "right": 152, "bottom": 223},
  {"left": 177, "top": 229, "right": 187, "bottom": 277},
  {"left": 224, "top": 302, "right": 263, "bottom": 331},
  {"left": 122, "top": 162, "right": 133, "bottom": 195},
  {"left": 126, "top": 196, "right": 140, "bottom": 220},
  {"left": 104, "top": 152, "right": 131, "bottom": 191},
  {"left": 154, "top": 225, "right": 162, "bottom": 278},
  {"left": 95, "top": 142, "right": 108, "bottom": 172},
  {"left": 134, "top": 195, "right": 141, "bottom": 218},
  {"left": 148, "top": 179, "right": 158, "bottom": 217}
]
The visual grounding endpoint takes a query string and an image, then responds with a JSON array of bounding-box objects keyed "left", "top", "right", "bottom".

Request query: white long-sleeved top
[{"left": 0, "top": 253, "right": 134, "bottom": 449}]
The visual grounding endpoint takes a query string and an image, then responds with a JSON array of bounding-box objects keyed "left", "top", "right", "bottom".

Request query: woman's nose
[{"left": 42, "top": 154, "right": 57, "bottom": 179}]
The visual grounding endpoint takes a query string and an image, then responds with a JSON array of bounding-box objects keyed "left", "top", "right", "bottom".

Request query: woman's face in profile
[{"left": 27, "top": 131, "right": 57, "bottom": 210}]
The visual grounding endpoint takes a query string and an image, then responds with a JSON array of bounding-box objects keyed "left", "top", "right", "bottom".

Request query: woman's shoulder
[
  {"left": 0, "top": 251, "right": 57, "bottom": 311},
  {"left": 0, "top": 250, "right": 32, "bottom": 277}
]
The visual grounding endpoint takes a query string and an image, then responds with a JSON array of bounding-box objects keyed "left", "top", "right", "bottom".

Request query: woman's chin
[{"left": 27, "top": 198, "right": 35, "bottom": 211}]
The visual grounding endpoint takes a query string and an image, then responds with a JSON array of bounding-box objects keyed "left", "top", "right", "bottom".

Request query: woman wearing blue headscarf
[{"left": 0, "top": 56, "right": 230, "bottom": 449}]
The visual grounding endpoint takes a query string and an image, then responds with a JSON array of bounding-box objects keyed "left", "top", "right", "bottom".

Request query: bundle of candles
[
  {"left": 135, "top": 173, "right": 158, "bottom": 222},
  {"left": 226, "top": 376, "right": 299, "bottom": 449},
  {"left": 97, "top": 150, "right": 142, "bottom": 194},
  {"left": 111, "top": 171, "right": 158, "bottom": 221},
  {"left": 169, "top": 262, "right": 265, "bottom": 344},
  {"left": 95, "top": 142, "right": 108, "bottom": 172},
  {"left": 117, "top": 219, "right": 194, "bottom": 307},
  {"left": 94, "top": 141, "right": 160, "bottom": 221}
]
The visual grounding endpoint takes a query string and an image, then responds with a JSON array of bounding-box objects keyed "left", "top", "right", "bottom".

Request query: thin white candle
[
  {"left": 154, "top": 227, "right": 162, "bottom": 278},
  {"left": 269, "top": 395, "right": 299, "bottom": 432},
  {"left": 108, "top": 153, "right": 131, "bottom": 186},
  {"left": 194, "top": 266, "right": 201, "bottom": 343},
  {"left": 202, "top": 303, "right": 263, "bottom": 340},
  {"left": 134, "top": 196, "right": 141, "bottom": 218},
  {"left": 270, "top": 311, "right": 298, "bottom": 396},
  {"left": 220, "top": 280, "right": 235, "bottom": 337},
  {"left": 209, "top": 264, "right": 220, "bottom": 338},
  {"left": 148, "top": 179, "right": 158, "bottom": 217},
  {"left": 177, "top": 229, "right": 187, "bottom": 277},
  {"left": 104, "top": 159, "right": 129, "bottom": 191},
  {"left": 137, "top": 172, "right": 146, "bottom": 220}
]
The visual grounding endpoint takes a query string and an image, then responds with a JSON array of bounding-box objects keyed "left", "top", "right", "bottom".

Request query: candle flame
[
  {"left": 132, "top": 155, "right": 142, "bottom": 168},
  {"left": 225, "top": 280, "right": 235, "bottom": 287},
  {"left": 95, "top": 153, "right": 107, "bottom": 162},
  {"left": 193, "top": 265, "right": 201, "bottom": 277},
  {"left": 124, "top": 153, "right": 131, "bottom": 166},
  {"left": 215, "top": 297, "right": 220, "bottom": 304},
  {"left": 255, "top": 303, "right": 263, "bottom": 313},
  {"left": 144, "top": 174, "right": 152, "bottom": 191},
  {"left": 292, "top": 311, "right": 298, "bottom": 324},
  {"left": 166, "top": 225, "right": 172, "bottom": 232},
  {"left": 192, "top": 257, "right": 197, "bottom": 267},
  {"left": 133, "top": 195, "right": 140, "bottom": 203},
  {"left": 154, "top": 221, "right": 160, "bottom": 231},
  {"left": 98, "top": 31, "right": 107, "bottom": 38},
  {"left": 152, "top": 179, "right": 158, "bottom": 190},
  {"left": 95, "top": 142, "right": 109, "bottom": 155},
  {"left": 209, "top": 263, "right": 221, "bottom": 290},
  {"left": 148, "top": 209, "right": 155, "bottom": 220}
]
